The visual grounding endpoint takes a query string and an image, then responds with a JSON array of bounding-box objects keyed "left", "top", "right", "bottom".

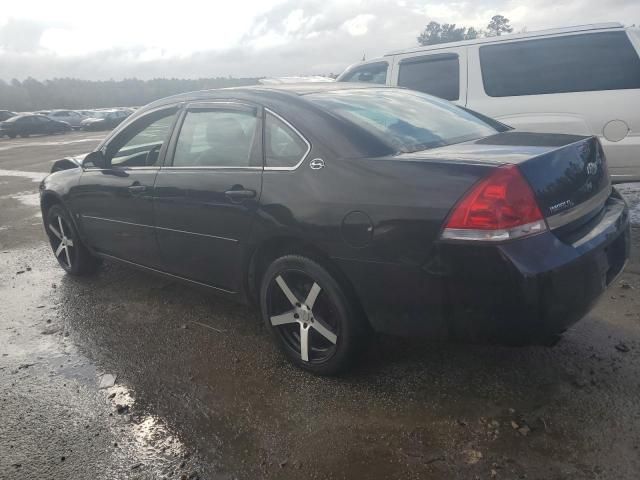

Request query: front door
[
  {"left": 71, "top": 107, "right": 179, "bottom": 268},
  {"left": 153, "top": 102, "right": 263, "bottom": 291}
]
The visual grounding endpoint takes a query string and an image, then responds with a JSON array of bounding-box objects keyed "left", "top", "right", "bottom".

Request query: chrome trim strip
[
  {"left": 82, "top": 166, "right": 161, "bottom": 172},
  {"left": 156, "top": 225, "right": 238, "bottom": 242},
  {"left": 263, "top": 108, "right": 311, "bottom": 171},
  {"left": 571, "top": 197, "right": 625, "bottom": 248},
  {"left": 546, "top": 186, "right": 612, "bottom": 230},
  {"left": 97, "top": 253, "right": 236, "bottom": 294},
  {"left": 161, "top": 166, "right": 262, "bottom": 171},
  {"left": 81, "top": 215, "right": 238, "bottom": 242}
]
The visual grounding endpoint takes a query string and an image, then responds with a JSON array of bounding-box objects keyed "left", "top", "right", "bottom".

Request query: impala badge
[
  {"left": 549, "top": 199, "right": 574, "bottom": 215},
  {"left": 586, "top": 162, "right": 598, "bottom": 176},
  {"left": 309, "top": 158, "right": 325, "bottom": 170}
]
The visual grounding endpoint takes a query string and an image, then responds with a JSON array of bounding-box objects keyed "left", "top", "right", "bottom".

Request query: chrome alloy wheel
[
  {"left": 48, "top": 214, "right": 75, "bottom": 269},
  {"left": 267, "top": 271, "right": 339, "bottom": 364}
]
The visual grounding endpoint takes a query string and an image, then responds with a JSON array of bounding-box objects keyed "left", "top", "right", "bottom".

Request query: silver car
[{"left": 47, "top": 110, "right": 87, "bottom": 129}]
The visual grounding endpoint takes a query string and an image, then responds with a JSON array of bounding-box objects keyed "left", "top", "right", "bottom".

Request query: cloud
[
  {"left": 0, "top": 0, "right": 638, "bottom": 81},
  {"left": 0, "top": 18, "right": 48, "bottom": 53}
]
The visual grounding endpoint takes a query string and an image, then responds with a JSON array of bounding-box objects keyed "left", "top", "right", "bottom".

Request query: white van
[{"left": 337, "top": 23, "right": 640, "bottom": 182}]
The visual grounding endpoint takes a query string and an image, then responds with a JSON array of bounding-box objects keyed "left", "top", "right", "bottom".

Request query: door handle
[
  {"left": 224, "top": 188, "right": 256, "bottom": 200},
  {"left": 128, "top": 184, "right": 147, "bottom": 194}
]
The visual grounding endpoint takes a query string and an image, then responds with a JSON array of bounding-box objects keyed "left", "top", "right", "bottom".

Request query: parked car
[
  {"left": 47, "top": 110, "right": 87, "bottom": 129},
  {"left": 337, "top": 23, "right": 640, "bottom": 183},
  {"left": 0, "top": 114, "right": 71, "bottom": 138},
  {"left": 80, "top": 110, "right": 131, "bottom": 131},
  {"left": 40, "top": 85, "right": 630, "bottom": 374},
  {"left": 0, "top": 110, "right": 17, "bottom": 122}
]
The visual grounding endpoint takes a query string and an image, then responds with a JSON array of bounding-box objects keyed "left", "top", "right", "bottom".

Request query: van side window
[
  {"left": 480, "top": 32, "right": 640, "bottom": 97},
  {"left": 340, "top": 62, "right": 388, "bottom": 84},
  {"left": 397, "top": 53, "right": 460, "bottom": 101}
]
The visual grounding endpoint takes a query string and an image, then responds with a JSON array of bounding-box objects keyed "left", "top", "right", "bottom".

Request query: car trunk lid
[{"left": 398, "top": 131, "right": 611, "bottom": 238}]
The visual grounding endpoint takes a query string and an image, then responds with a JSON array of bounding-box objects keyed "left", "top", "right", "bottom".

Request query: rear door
[
  {"left": 153, "top": 101, "right": 263, "bottom": 291},
  {"left": 390, "top": 47, "right": 467, "bottom": 105},
  {"left": 466, "top": 30, "right": 640, "bottom": 181}
]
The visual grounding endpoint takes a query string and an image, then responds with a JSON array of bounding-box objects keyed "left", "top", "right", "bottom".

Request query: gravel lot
[{"left": 1, "top": 131, "right": 640, "bottom": 479}]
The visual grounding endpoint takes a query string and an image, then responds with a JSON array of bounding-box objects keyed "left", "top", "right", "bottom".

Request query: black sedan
[
  {"left": 0, "top": 114, "right": 71, "bottom": 138},
  {"left": 39, "top": 84, "right": 630, "bottom": 374},
  {"left": 0, "top": 110, "right": 17, "bottom": 122}
]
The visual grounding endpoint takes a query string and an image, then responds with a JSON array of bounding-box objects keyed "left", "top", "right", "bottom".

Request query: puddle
[
  {"left": 0, "top": 138, "right": 101, "bottom": 152},
  {"left": 0, "top": 169, "right": 45, "bottom": 182},
  {"left": 3, "top": 191, "right": 41, "bottom": 207}
]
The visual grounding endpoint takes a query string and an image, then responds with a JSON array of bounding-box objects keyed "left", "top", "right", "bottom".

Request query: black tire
[
  {"left": 260, "top": 254, "right": 367, "bottom": 375},
  {"left": 45, "top": 204, "right": 101, "bottom": 275},
  {"left": 8, "top": 133, "right": 16, "bottom": 139}
]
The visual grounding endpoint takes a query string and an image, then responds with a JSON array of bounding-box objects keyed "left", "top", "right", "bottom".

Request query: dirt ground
[{"left": 1, "top": 131, "right": 640, "bottom": 479}]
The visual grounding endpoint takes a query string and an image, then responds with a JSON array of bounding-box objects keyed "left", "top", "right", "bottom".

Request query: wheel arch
[
  {"left": 40, "top": 190, "right": 64, "bottom": 217},
  {"left": 246, "top": 235, "right": 371, "bottom": 330},
  {"left": 40, "top": 191, "right": 86, "bottom": 246}
]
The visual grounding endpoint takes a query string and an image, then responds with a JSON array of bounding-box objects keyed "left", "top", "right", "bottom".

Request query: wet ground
[{"left": 1, "top": 131, "right": 640, "bottom": 479}]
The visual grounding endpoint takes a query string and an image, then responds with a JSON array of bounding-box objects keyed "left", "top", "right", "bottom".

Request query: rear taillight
[{"left": 441, "top": 164, "right": 547, "bottom": 242}]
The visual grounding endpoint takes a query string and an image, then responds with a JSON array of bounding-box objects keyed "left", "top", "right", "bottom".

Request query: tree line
[
  {"left": 417, "top": 14, "right": 515, "bottom": 46},
  {"left": 0, "top": 77, "right": 260, "bottom": 112}
]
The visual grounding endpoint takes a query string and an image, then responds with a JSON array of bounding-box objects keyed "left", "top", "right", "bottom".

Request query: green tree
[
  {"left": 486, "top": 14, "right": 513, "bottom": 36},
  {"left": 417, "top": 21, "right": 482, "bottom": 46}
]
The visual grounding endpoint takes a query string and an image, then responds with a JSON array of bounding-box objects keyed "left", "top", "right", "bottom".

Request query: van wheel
[
  {"left": 45, "top": 204, "right": 101, "bottom": 275},
  {"left": 260, "top": 254, "right": 367, "bottom": 375}
]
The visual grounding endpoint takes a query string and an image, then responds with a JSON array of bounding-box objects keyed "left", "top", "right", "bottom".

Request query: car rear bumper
[{"left": 337, "top": 193, "right": 630, "bottom": 345}]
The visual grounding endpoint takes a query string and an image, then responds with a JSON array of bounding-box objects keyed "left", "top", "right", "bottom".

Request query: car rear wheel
[
  {"left": 260, "top": 254, "right": 367, "bottom": 375},
  {"left": 45, "top": 204, "right": 100, "bottom": 275}
]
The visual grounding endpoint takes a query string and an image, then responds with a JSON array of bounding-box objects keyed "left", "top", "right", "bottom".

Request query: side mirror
[{"left": 83, "top": 150, "right": 107, "bottom": 169}]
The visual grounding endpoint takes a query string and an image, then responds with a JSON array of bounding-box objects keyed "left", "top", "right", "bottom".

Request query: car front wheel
[
  {"left": 45, "top": 204, "right": 100, "bottom": 275},
  {"left": 260, "top": 254, "right": 367, "bottom": 375}
]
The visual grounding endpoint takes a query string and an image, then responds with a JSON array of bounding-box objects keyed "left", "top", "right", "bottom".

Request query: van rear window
[{"left": 480, "top": 32, "right": 640, "bottom": 97}]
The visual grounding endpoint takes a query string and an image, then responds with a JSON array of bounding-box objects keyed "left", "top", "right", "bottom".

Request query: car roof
[
  {"left": 384, "top": 22, "right": 625, "bottom": 56},
  {"left": 141, "top": 82, "right": 391, "bottom": 112}
]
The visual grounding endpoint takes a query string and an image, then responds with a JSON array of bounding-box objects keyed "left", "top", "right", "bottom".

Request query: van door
[
  {"left": 389, "top": 47, "right": 467, "bottom": 105},
  {"left": 466, "top": 30, "right": 640, "bottom": 182}
]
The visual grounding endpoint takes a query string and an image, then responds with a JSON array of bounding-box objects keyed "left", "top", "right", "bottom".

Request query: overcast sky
[{"left": 0, "top": 0, "right": 638, "bottom": 81}]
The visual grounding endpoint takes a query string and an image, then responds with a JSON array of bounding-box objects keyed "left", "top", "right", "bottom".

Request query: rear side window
[
  {"left": 480, "top": 32, "right": 640, "bottom": 97},
  {"left": 265, "top": 112, "right": 309, "bottom": 168},
  {"left": 340, "top": 62, "right": 388, "bottom": 84},
  {"left": 398, "top": 54, "right": 460, "bottom": 101}
]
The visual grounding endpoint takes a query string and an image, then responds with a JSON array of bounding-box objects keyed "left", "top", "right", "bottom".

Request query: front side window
[
  {"left": 265, "top": 112, "right": 308, "bottom": 168},
  {"left": 307, "top": 88, "right": 497, "bottom": 153},
  {"left": 172, "top": 109, "right": 258, "bottom": 168},
  {"left": 340, "top": 62, "right": 389, "bottom": 84},
  {"left": 107, "top": 109, "right": 176, "bottom": 167},
  {"left": 480, "top": 31, "right": 640, "bottom": 97},
  {"left": 398, "top": 54, "right": 460, "bottom": 101}
]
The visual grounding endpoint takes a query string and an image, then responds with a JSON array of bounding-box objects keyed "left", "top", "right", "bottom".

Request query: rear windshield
[{"left": 306, "top": 89, "right": 497, "bottom": 153}]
